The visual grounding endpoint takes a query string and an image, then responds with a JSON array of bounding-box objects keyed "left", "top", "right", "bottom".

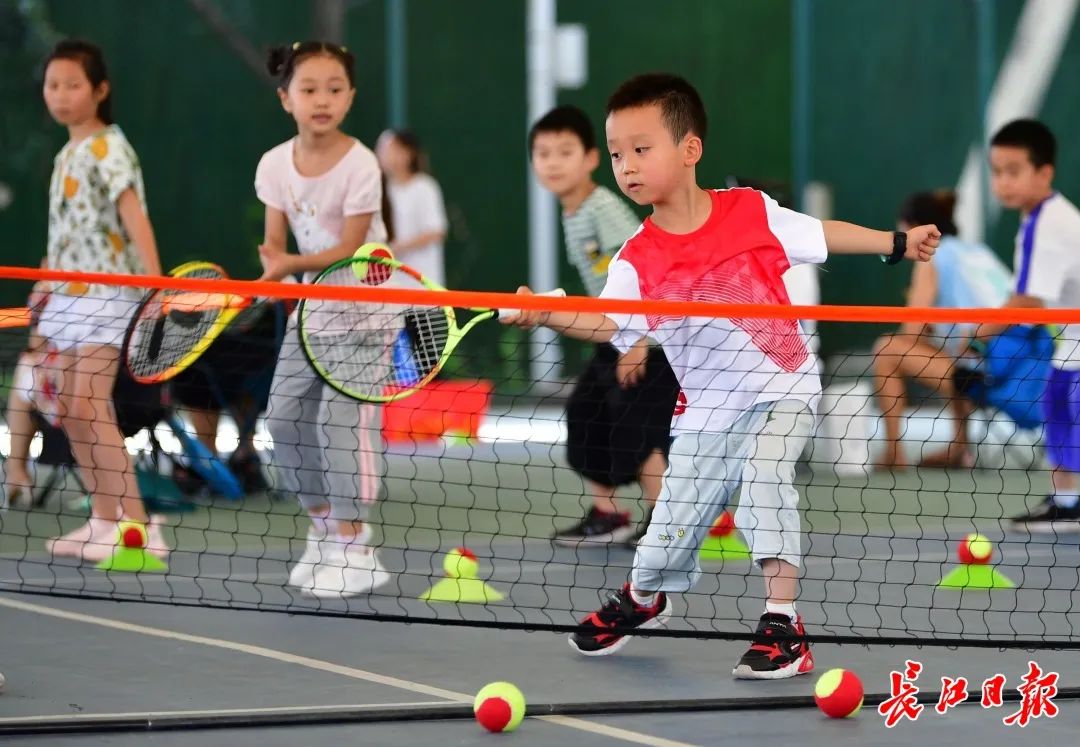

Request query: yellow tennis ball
[
  {"left": 961, "top": 533, "right": 993, "bottom": 564},
  {"left": 352, "top": 242, "right": 395, "bottom": 284},
  {"left": 444, "top": 547, "right": 479, "bottom": 579},
  {"left": 474, "top": 681, "right": 526, "bottom": 733},
  {"left": 814, "top": 668, "right": 864, "bottom": 718}
]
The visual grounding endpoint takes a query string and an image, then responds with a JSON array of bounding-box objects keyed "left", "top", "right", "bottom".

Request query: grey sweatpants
[
  {"left": 266, "top": 326, "right": 384, "bottom": 522},
  {"left": 632, "top": 399, "right": 815, "bottom": 593}
]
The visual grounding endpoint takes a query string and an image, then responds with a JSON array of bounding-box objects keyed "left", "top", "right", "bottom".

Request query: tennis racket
[
  {"left": 299, "top": 253, "right": 564, "bottom": 403},
  {"left": 122, "top": 262, "right": 271, "bottom": 384}
]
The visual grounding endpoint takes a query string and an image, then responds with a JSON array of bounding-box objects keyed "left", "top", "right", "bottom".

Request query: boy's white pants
[{"left": 632, "top": 399, "right": 814, "bottom": 593}]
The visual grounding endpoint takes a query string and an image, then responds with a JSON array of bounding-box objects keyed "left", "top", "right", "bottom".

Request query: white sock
[
  {"left": 308, "top": 516, "right": 328, "bottom": 539},
  {"left": 630, "top": 587, "right": 657, "bottom": 607},
  {"left": 1053, "top": 492, "right": 1079, "bottom": 509},
  {"left": 766, "top": 602, "right": 797, "bottom": 621}
]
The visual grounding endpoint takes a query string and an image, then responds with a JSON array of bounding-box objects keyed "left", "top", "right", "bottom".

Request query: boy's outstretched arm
[
  {"left": 823, "top": 221, "right": 940, "bottom": 262},
  {"left": 499, "top": 286, "right": 617, "bottom": 343}
]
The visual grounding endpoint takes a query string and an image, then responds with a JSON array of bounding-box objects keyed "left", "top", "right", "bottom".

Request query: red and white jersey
[{"left": 600, "top": 188, "right": 826, "bottom": 435}]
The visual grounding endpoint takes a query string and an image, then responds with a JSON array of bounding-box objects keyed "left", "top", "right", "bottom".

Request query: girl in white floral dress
[{"left": 37, "top": 40, "right": 166, "bottom": 562}]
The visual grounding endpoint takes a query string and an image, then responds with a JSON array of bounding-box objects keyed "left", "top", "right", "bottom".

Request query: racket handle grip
[{"left": 498, "top": 288, "right": 566, "bottom": 320}]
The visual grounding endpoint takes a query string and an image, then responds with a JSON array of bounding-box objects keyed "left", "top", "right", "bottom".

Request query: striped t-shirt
[{"left": 562, "top": 185, "right": 641, "bottom": 296}]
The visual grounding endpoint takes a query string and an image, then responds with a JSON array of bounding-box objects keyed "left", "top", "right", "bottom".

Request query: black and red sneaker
[
  {"left": 732, "top": 612, "right": 814, "bottom": 680},
  {"left": 569, "top": 584, "right": 671, "bottom": 656},
  {"left": 552, "top": 507, "right": 635, "bottom": 546}
]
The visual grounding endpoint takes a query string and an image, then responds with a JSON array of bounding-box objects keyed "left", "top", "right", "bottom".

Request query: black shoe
[
  {"left": 552, "top": 507, "right": 634, "bottom": 546},
  {"left": 1008, "top": 496, "right": 1080, "bottom": 533},
  {"left": 732, "top": 613, "right": 815, "bottom": 680},
  {"left": 569, "top": 584, "right": 671, "bottom": 656},
  {"left": 229, "top": 452, "right": 269, "bottom": 493},
  {"left": 623, "top": 507, "right": 654, "bottom": 549}
]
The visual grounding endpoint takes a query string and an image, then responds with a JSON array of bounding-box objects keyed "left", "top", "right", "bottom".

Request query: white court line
[
  {"left": 0, "top": 595, "right": 696, "bottom": 747},
  {"left": 0, "top": 701, "right": 451, "bottom": 725}
]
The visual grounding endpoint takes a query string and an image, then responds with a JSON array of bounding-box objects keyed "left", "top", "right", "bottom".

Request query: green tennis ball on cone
[
  {"left": 814, "top": 668, "right": 864, "bottom": 718},
  {"left": 957, "top": 533, "right": 993, "bottom": 565},
  {"left": 474, "top": 682, "right": 526, "bottom": 733},
  {"left": 444, "top": 547, "right": 479, "bottom": 579},
  {"left": 352, "top": 242, "right": 395, "bottom": 285}
]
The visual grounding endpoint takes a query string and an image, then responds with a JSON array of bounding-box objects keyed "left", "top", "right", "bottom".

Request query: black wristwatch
[{"left": 882, "top": 231, "right": 906, "bottom": 265}]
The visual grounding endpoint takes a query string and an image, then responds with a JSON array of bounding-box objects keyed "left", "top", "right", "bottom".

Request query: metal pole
[
  {"left": 976, "top": 0, "right": 996, "bottom": 242},
  {"left": 791, "top": 0, "right": 812, "bottom": 211},
  {"left": 386, "top": 0, "right": 407, "bottom": 128},
  {"left": 526, "top": 0, "right": 562, "bottom": 385}
]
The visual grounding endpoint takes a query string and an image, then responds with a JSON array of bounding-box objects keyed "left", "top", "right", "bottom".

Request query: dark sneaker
[
  {"left": 569, "top": 584, "right": 671, "bottom": 656},
  {"left": 732, "top": 612, "right": 815, "bottom": 680},
  {"left": 1008, "top": 496, "right": 1080, "bottom": 533},
  {"left": 229, "top": 452, "right": 269, "bottom": 493},
  {"left": 623, "top": 506, "right": 654, "bottom": 549},
  {"left": 552, "top": 507, "right": 634, "bottom": 546}
]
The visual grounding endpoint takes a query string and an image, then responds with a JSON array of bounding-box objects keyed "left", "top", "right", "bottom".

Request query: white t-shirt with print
[
  {"left": 255, "top": 137, "right": 388, "bottom": 284},
  {"left": 47, "top": 124, "right": 147, "bottom": 299},
  {"left": 1012, "top": 192, "right": 1080, "bottom": 370},
  {"left": 600, "top": 188, "right": 827, "bottom": 435},
  {"left": 386, "top": 173, "right": 447, "bottom": 287}
]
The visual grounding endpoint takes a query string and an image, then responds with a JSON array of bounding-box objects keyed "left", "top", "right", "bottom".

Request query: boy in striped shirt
[{"left": 529, "top": 105, "right": 680, "bottom": 547}]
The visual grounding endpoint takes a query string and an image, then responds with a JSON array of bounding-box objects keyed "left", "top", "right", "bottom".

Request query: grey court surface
[{"left": 1, "top": 444, "right": 1079, "bottom": 744}]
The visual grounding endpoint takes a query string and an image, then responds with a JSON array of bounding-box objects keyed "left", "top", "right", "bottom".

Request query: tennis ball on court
[
  {"left": 958, "top": 533, "right": 993, "bottom": 565},
  {"left": 474, "top": 681, "right": 526, "bottom": 733},
  {"left": 444, "top": 547, "right": 479, "bottom": 579},
  {"left": 814, "top": 668, "right": 864, "bottom": 718},
  {"left": 352, "top": 242, "right": 395, "bottom": 285},
  {"left": 117, "top": 520, "right": 148, "bottom": 549},
  {"left": 709, "top": 511, "right": 735, "bottom": 538}
]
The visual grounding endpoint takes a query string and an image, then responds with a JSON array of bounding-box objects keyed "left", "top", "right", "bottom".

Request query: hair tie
[
  {"left": 292, "top": 42, "right": 300, "bottom": 50},
  {"left": 340, "top": 45, "right": 348, "bottom": 53}
]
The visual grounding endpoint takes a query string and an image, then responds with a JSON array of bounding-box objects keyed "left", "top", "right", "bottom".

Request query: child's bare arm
[
  {"left": 498, "top": 286, "right": 618, "bottom": 343},
  {"left": 116, "top": 188, "right": 162, "bottom": 276},
  {"left": 824, "top": 221, "right": 940, "bottom": 262}
]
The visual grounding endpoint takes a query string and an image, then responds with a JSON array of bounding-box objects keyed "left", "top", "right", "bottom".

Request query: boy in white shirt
[
  {"left": 987, "top": 119, "right": 1080, "bottom": 532},
  {"left": 503, "top": 73, "right": 939, "bottom": 679}
]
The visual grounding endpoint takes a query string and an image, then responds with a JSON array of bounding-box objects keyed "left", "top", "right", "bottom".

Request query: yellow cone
[
  {"left": 96, "top": 547, "right": 168, "bottom": 573},
  {"left": 700, "top": 532, "right": 751, "bottom": 562},
  {"left": 938, "top": 564, "right": 1015, "bottom": 589},
  {"left": 420, "top": 550, "right": 503, "bottom": 603},
  {"left": 420, "top": 577, "right": 504, "bottom": 603}
]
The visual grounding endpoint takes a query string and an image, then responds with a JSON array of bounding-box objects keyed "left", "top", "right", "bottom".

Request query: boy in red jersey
[{"left": 503, "top": 73, "right": 939, "bottom": 679}]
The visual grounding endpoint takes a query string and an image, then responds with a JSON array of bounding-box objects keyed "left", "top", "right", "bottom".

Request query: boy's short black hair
[
  {"left": 606, "top": 73, "right": 707, "bottom": 144},
  {"left": 528, "top": 105, "right": 596, "bottom": 153},
  {"left": 991, "top": 119, "right": 1056, "bottom": 168}
]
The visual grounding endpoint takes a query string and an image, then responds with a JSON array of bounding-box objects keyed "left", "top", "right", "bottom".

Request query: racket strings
[
  {"left": 127, "top": 267, "right": 227, "bottom": 380},
  {"left": 301, "top": 261, "right": 452, "bottom": 399}
]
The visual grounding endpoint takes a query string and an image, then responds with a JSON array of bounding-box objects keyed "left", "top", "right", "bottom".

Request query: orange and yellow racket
[{"left": 122, "top": 262, "right": 261, "bottom": 384}]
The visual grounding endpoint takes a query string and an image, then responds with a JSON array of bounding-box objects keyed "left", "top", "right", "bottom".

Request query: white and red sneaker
[{"left": 732, "top": 612, "right": 815, "bottom": 680}]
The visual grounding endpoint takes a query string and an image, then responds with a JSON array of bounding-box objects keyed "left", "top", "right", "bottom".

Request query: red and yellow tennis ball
[
  {"left": 814, "top": 668, "right": 864, "bottom": 718},
  {"left": 117, "top": 521, "right": 148, "bottom": 549},
  {"left": 474, "top": 682, "right": 526, "bottom": 733},
  {"left": 957, "top": 533, "right": 993, "bottom": 565},
  {"left": 444, "top": 547, "right": 479, "bottom": 579},
  {"left": 709, "top": 511, "right": 735, "bottom": 538},
  {"left": 353, "top": 242, "right": 395, "bottom": 285}
]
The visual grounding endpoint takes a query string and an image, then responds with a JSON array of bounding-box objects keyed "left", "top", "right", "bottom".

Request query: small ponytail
[{"left": 266, "top": 45, "right": 291, "bottom": 78}]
